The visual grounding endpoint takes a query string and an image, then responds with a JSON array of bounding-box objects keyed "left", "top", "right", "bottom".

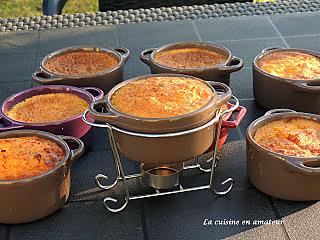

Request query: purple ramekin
[{"left": 0, "top": 85, "right": 104, "bottom": 143}]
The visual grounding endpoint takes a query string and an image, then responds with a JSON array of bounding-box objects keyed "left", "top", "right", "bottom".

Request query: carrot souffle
[
  {"left": 0, "top": 136, "right": 64, "bottom": 180},
  {"left": 5, "top": 93, "right": 89, "bottom": 123},
  {"left": 111, "top": 76, "right": 214, "bottom": 118},
  {"left": 257, "top": 51, "right": 320, "bottom": 80},
  {"left": 254, "top": 117, "right": 320, "bottom": 158},
  {"left": 154, "top": 48, "right": 227, "bottom": 69},
  {"left": 44, "top": 49, "right": 119, "bottom": 76}
]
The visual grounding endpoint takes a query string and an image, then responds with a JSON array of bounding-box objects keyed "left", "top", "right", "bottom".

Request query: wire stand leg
[
  {"left": 209, "top": 111, "right": 234, "bottom": 195},
  {"left": 95, "top": 127, "right": 131, "bottom": 212}
]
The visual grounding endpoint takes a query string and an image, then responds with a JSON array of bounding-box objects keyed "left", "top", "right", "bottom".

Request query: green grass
[{"left": 0, "top": 0, "right": 98, "bottom": 18}]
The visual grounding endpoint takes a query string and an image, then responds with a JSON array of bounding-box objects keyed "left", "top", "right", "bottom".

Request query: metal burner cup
[{"left": 141, "top": 163, "right": 183, "bottom": 189}]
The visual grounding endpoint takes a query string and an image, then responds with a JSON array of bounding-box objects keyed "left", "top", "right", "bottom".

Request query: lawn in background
[{"left": 0, "top": 0, "right": 98, "bottom": 18}]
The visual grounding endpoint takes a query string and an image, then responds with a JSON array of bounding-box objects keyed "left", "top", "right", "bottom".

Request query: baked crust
[
  {"left": 111, "top": 76, "right": 214, "bottom": 118},
  {"left": 257, "top": 51, "right": 320, "bottom": 80},
  {"left": 154, "top": 48, "right": 226, "bottom": 69},
  {"left": 44, "top": 50, "right": 118, "bottom": 76},
  {"left": 0, "top": 136, "right": 64, "bottom": 180},
  {"left": 6, "top": 93, "right": 89, "bottom": 123}
]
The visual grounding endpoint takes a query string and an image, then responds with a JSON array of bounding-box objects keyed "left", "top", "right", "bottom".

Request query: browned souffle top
[
  {"left": 111, "top": 76, "right": 214, "bottom": 118},
  {"left": 0, "top": 136, "right": 65, "bottom": 180},
  {"left": 257, "top": 51, "right": 320, "bottom": 80},
  {"left": 254, "top": 117, "right": 320, "bottom": 158},
  {"left": 154, "top": 48, "right": 227, "bottom": 69},
  {"left": 5, "top": 93, "right": 89, "bottom": 123},
  {"left": 44, "top": 50, "right": 119, "bottom": 76}
]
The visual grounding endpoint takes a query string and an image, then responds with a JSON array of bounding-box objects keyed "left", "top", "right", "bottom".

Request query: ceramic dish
[
  {"left": 0, "top": 85, "right": 103, "bottom": 148},
  {"left": 84, "top": 76, "right": 235, "bottom": 164},
  {"left": 253, "top": 47, "right": 320, "bottom": 114},
  {"left": 140, "top": 42, "right": 243, "bottom": 85},
  {"left": 247, "top": 109, "right": 320, "bottom": 201},
  {"left": 32, "top": 46, "right": 130, "bottom": 92},
  {"left": 0, "top": 130, "right": 84, "bottom": 224}
]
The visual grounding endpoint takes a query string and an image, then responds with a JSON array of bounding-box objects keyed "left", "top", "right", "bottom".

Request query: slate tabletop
[{"left": 0, "top": 12, "right": 320, "bottom": 240}]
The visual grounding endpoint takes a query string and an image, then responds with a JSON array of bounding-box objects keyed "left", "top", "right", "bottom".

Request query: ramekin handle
[
  {"left": 206, "top": 81, "right": 232, "bottom": 108},
  {"left": 60, "top": 135, "right": 85, "bottom": 164},
  {"left": 222, "top": 105, "right": 247, "bottom": 128},
  {"left": 0, "top": 115, "right": 23, "bottom": 132},
  {"left": 264, "top": 109, "right": 296, "bottom": 116},
  {"left": 114, "top": 47, "right": 130, "bottom": 64},
  {"left": 82, "top": 87, "right": 104, "bottom": 101},
  {"left": 32, "top": 68, "right": 63, "bottom": 84}
]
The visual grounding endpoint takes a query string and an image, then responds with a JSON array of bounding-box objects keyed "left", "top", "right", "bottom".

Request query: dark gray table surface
[{"left": 1, "top": 12, "right": 320, "bottom": 240}]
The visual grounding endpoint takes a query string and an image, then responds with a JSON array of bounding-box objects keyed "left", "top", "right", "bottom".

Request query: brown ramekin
[
  {"left": 0, "top": 130, "right": 84, "bottom": 224},
  {"left": 140, "top": 42, "right": 243, "bottom": 86},
  {"left": 84, "top": 74, "right": 233, "bottom": 164},
  {"left": 89, "top": 73, "right": 232, "bottom": 134},
  {"left": 253, "top": 47, "right": 320, "bottom": 114},
  {"left": 0, "top": 85, "right": 103, "bottom": 150},
  {"left": 84, "top": 107, "right": 221, "bottom": 164},
  {"left": 247, "top": 109, "right": 320, "bottom": 201},
  {"left": 32, "top": 45, "right": 130, "bottom": 92}
]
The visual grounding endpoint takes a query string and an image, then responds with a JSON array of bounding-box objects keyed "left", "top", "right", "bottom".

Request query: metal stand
[{"left": 83, "top": 96, "right": 239, "bottom": 213}]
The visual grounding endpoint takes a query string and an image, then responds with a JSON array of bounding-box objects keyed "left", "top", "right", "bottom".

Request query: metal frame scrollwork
[{"left": 82, "top": 96, "right": 239, "bottom": 213}]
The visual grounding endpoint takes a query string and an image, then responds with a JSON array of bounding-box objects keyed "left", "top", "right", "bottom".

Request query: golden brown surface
[
  {"left": 254, "top": 117, "right": 320, "bottom": 157},
  {"left": 154, "top": 48, "right": 227, "bottom": 69},
  {"left": 149, "top": 168, "right": 177, "bottom": 176},
  {"left": 6, "top": 93, "right": 89, "bottom": 123},
  {"left": 0, "top": 136, "right": 64, "bottom": 180},
  {"left": 111, "top": 76, "right": 214, "bottom": 118},
  {"left": 257, "top": 51, "right": 320, "bottom": 80},
  {"left": 44, "top": 50, "right": 119, "bottom": 76}
]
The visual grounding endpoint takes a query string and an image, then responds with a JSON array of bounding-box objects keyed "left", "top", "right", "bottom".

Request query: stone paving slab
[
  {"left": 226, "top": 223, "right": 289, "bottom": 240},
  {"left": 284, "top": 35, "right": 320, "bottom": 52},
  {"left": 142, "top": 188, "right": 283, "bottom": 239},
  {"left": 0, "top": 226, "right": 7, "bottom": 240},
  {"left": 0, "top": 53, "right": 35, "bottom": 82},
  {"left": 273, "top": 200, "right": 320, "bottom": 240},
  {"left": 0, "top": 31, "right": 39, "bottom": 55},
  {"left": 0, "top": 12, "right": 320, "bottom": 240},
  {"left": 9, "top": 201, "right": 144, "bottom": 240}
]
